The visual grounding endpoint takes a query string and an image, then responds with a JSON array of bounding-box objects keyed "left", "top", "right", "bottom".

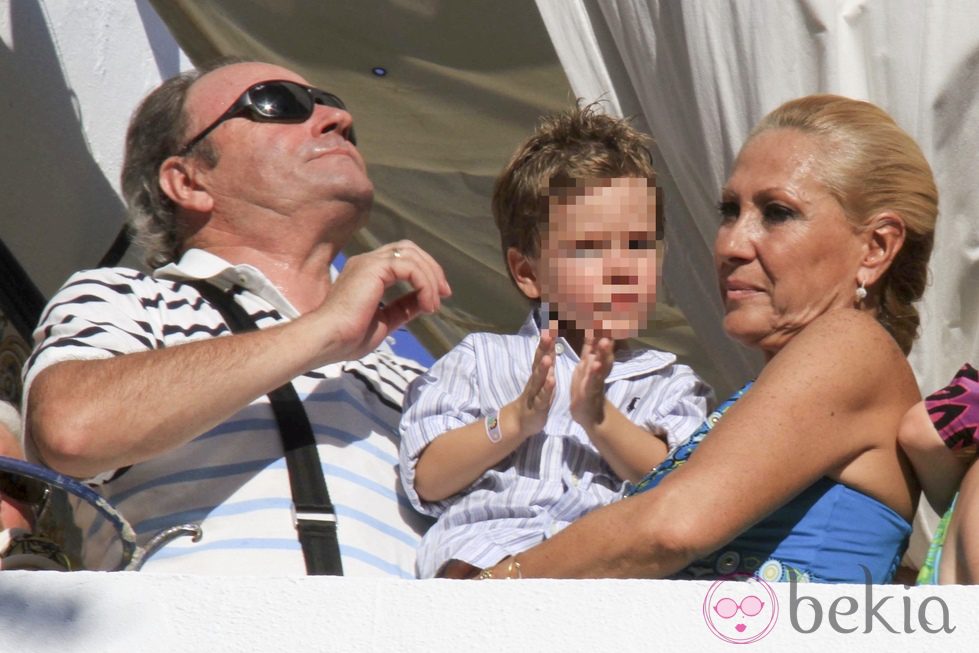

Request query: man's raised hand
[{"left": 313, "top": 240, "right": 451, "bottom": 363}]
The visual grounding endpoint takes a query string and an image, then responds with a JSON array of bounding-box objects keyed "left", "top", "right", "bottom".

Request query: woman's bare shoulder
[{"left": 759, "top": 308, "right": 917, "bottom": 407}]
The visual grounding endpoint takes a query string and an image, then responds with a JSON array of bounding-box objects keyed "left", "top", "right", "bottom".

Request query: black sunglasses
[
  {"left": 178, "top": 79, "right": 356, "bottom": 156},
  {"left": 0, "top": 471, "right": 49, "bottom": 507}
]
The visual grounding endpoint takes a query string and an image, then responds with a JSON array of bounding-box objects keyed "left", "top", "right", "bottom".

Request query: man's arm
[
  {"left": 28, "top": 241, "right": 449, "bottom": 479},
  {"left": 30, "top": 317, "right": 325, "bottom": 478}
]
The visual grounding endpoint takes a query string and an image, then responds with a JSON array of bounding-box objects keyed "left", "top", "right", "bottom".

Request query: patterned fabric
[
  {"left": 756, "top": 557, "right": 812, "bottom": 583},
  {"left": 925, "top": 363, "right": 979, "bottom": 451},
  {"left": 23, "top": 249, "right": 432, "bottom": 576},
  {"left": 400, "top": 308, "right": 712, "bottom": 578},
  {"left": 628, "top": 382, "right": 751, "bottom": 495},
  {"left": 629, "top": 382, "right": 911, "bottom": 584},
  {"left": 917, "top": 493, "right": 958, "bottom": 585}
]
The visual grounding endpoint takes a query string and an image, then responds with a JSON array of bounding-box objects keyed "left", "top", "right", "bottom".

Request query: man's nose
[{"left": 311, "top": 104, "right": 356, "bottom": 145}]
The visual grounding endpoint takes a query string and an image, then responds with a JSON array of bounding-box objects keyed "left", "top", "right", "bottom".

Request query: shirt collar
[
  {"left": 518, "top": 304, "right": 677, "bottom": 381},
  {"left": 154, "top": 248, "right": 300, "bottom": 319}
]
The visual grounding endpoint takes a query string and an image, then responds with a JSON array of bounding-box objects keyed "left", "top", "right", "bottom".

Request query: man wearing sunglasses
[{"left": 22, "top": 60, "right": 451, "bottom": 575}]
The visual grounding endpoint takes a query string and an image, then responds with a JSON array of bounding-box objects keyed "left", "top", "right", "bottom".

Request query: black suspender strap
[{"left": 188, "top": 280, "right": 343, "bottom": 576}]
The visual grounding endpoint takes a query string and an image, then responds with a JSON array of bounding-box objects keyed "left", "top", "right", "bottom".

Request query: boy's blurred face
[{"left": 537, "top": 177, "right": 659, "bottom": 340}]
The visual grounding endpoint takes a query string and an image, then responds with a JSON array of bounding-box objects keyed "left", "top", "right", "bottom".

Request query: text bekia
[{"left": 789, "top": 566, "right": 954, "bottom": 634}]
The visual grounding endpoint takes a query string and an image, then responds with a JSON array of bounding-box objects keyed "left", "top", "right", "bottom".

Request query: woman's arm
[
  {"left": 898, "top": 401, "right": 970, "bottom": 513},
  {"left": 485, "top": 309, "right": 919, "bottom": 578}
]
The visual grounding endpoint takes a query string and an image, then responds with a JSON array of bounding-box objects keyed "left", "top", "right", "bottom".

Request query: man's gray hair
[{"left": 120, "top": 58, "right": 243, "bottom": 269}]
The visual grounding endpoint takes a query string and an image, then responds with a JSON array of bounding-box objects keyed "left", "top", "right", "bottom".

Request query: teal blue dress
[{"left": 629, "top": 383, "right": 912, "bottom": 583}]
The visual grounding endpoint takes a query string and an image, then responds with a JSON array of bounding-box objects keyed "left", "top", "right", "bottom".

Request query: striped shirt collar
[
  {"left": 521, "top": 304, "right": 678, "bottom": 382},
  {"left": 154, "top": 248, "right": 306, "bottom": 319}
]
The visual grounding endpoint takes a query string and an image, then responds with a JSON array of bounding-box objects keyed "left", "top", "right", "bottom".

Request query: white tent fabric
[{"left": 537, "top": 0, "right": 979, "bottom": 565}]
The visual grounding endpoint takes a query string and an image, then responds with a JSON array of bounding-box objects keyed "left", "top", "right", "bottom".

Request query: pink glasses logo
[{"left": 702, "top": 574, "right": 779, "bottom": 644}]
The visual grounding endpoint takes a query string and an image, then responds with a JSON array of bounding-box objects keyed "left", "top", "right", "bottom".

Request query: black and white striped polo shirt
[{"left": 24, "top": 249, "right": 431, "bottom": 576}]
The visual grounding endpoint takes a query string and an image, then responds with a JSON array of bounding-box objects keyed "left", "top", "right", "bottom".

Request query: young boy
[{"left": 399, "top": 105, "right": 711, "bottom": 579}]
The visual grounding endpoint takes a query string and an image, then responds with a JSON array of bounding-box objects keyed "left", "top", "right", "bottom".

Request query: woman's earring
[{"left": 855, "top": 282, "right": 868, "bottom": 303}]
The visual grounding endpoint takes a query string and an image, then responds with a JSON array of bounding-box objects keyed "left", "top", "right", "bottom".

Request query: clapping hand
[
  {"left": 570, "top": 337, "right": 615, "bottom": 430},
  {"left": 508, "top": 330, "right": 557, "bottom": 439}
]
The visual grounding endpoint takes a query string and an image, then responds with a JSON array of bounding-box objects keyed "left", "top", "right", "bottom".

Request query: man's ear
[
  {"left": 859, "top": 212, "right": 906, "bottom": 287},
  {"left": 158, "top": 155, "right": 214, "bottom": 214},
  {"left": 506, "top": 247, "right": 542, "bottom": 300}
]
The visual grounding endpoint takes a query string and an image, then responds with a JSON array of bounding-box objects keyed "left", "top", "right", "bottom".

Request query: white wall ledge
[{"left": 0, "top": 572, "right": 975, "bottom": 652}]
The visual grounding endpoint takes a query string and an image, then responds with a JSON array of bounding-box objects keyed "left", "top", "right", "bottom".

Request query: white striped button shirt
[
  {"left": 400, "top": 310, "right": 712, "bottom": 578},
  {"left": 23, "top": 249, "right": 432, "bottom": 576}
]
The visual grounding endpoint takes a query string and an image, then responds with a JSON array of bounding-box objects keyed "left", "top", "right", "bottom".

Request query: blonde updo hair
[{"left": 749, "top": 94, "right": 938, "bottom": 355}]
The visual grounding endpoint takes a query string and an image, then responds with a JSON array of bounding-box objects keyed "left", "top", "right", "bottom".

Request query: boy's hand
[
  {"left": 504, "top": 331, "right": 556, "bottom": 440},
  {"left": 570, "top": 337, "right": 615, "bottom": 430}
]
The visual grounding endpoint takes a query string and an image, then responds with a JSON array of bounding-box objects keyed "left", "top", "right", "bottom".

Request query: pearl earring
[{"left": 855, "top": 282, "right": 868, "bottom": 302}]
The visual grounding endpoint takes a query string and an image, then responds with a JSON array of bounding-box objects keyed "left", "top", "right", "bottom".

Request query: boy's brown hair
[{"left": 492, "top": 103, "right": 656, "bottom": 267}]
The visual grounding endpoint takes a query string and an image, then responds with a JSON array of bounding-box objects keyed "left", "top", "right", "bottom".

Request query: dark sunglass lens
[
  {"left": 0, "top": 472, "right": 48, "bottom": 505},
  {"left": 248, "top": 82, "right": 313, "bottom": 121},
  {"left": 309, "top": 89, "right": 347, "bottom": 111}
]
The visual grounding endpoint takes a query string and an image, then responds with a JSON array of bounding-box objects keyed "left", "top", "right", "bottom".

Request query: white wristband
[{"left": 484, "top": 412, "right": 503, "bottom": 444}]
